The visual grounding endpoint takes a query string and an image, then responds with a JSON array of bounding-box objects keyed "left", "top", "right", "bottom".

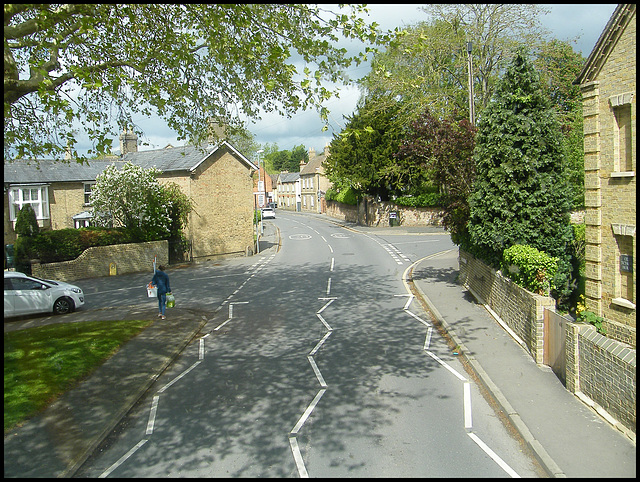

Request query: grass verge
[{"left": 4, "top": 319, "right": 153, "bottom": 433}]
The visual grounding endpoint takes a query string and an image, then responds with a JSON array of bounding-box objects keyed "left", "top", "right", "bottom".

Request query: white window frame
[
  {"left": 84, "top": 183, "right": 95, "bottom": 205},
  {"left": 8, "top": 184, "right": 50, "bottom": 221}
]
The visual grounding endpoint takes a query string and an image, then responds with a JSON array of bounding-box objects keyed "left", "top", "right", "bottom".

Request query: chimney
[
  {"left": 323, "top": 143, "right": 330, "bottom": 157},
  {"left": 119, "top": 128, "right": 138, "bottom": 155},
  {"left": 208, "top": 118, "right": 227, "bottom": 144}
]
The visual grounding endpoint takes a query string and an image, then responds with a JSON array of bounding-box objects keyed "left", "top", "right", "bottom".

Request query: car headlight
[{"left": 70, "top": 288, "right": 82, "bottom": 294}]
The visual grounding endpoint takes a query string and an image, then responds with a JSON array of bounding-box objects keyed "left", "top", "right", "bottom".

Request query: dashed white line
[
  {"left": 98, "top": 439, "right": 148, "bottom": 478},
  {"left": 145, "top": 396, "right": 159, "bottom": 435},
  {"left": 464, "top": 382, "right": 473, "bottom": 430},
  {"left": 157, "top": 361, "right": 201, "bottom": 393},
  {"left": 468, "top": 432, "right": 521, "bottom": 478}
]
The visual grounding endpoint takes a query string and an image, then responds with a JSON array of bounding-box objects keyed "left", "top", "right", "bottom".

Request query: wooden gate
[{"left": 543, "top": 308, "right": 567, "bottom": 385}]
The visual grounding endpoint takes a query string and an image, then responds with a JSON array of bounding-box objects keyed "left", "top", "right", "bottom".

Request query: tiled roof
[
  {"left": 300, "top": 152, "right": 326, "bottom": 176},
  {"left": 4, "top": 141, "right": 256, "bottom": 184},
  {"left": 278, "top": 172, "right": 300, "bottom": 183}
]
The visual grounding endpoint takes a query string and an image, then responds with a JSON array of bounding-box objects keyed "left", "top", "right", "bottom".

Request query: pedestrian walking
[{"left": 151, "top": 265, "right": 172, "bottom": 319}]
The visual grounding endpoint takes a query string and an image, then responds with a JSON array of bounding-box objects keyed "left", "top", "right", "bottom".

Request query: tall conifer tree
[{"left": 467, "top": 49, "right": 574, "bottom": 303}]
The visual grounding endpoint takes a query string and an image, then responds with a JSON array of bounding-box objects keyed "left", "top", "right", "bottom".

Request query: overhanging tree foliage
[
  {"left": 4, "top": 4, "right": 386, "bottom": 162},
  {"left": 396, "top": 108, "right": 476, "bottom": 245},
  {"left": 467, "top": 49, "right": 574, "bottom": 304}
]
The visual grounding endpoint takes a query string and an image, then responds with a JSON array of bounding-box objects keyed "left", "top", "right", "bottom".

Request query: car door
[
  {"left": 10, "top": 277, "right": 52, "bottom": 315},
  {"left": 4, "top": 277, "right": 15, "bottom": 317}
]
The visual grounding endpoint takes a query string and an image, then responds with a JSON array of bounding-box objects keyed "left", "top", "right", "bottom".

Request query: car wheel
[{"left": 53, "top": 297, "right": 74, "bottom": 315}]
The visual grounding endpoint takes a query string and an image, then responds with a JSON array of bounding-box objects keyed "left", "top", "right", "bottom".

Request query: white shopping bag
[{"left": 147, "top": 283, "right": 157, "bottom": 298}]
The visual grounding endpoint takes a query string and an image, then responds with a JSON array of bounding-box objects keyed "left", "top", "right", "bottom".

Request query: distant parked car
[
  {"left": 4, "top": 271, "right": 85, "bottom": 318},
  {"left": 261, "top": 207, "right": 276, "bottom": 219}
]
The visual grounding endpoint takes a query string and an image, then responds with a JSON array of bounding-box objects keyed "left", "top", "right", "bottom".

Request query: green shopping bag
[{"left": 166, "top": 292, "right": 175, "bottom": 308}]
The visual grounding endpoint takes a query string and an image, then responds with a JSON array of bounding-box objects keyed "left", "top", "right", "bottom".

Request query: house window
[
  {"left": 610, "top": 93, "right": 634, "bottom": 175},
  {"left": 84, "top": 183, "right": 94, "bottom": 205},
  {"left": 8, "top": 185, "right": 50, "bottom": 221},
  {"left": 613, "top": 235, "right": 635, "bottom": 307}
]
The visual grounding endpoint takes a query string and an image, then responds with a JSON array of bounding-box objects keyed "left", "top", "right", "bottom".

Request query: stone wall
[
  {"left": 326, "top": 198, "right": 443, "bottom": 227},
  {"left": 458, "top": 249, "right": 556, "bottom": 363},
  {"left": 31, "top": 240, "right": 168, "bottom": 282}
]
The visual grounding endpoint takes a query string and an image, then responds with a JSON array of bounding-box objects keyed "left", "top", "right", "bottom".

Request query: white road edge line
[
  {"left": 291, "top": 388, "right": 326, "bottom": 435},
  {"left": 309, "top": 331, "right": 332, "bottom": 357},
  {"left": 288, "top": 436, "right": 310, "bottom": 478},
  {"left": 307, "top": 356, "right": 328, "bottom": 388}
]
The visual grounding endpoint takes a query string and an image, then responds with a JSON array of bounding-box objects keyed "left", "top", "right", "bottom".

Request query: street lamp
[
  {"left": 466, "top": 41, "right": 475, "bottom": 126},
  {"left": 256, "top": 149, "right": 264, "bottom": 208},
  {"left": 255, "top": 149, "right": 264, "bottom": 253}
]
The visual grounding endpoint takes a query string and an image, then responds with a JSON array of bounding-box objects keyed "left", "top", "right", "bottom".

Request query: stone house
[
  {"left": 299, "top": 145, "right": 332, "bottom": 214},
  {"left": 276, "top": 172, "right": 301, "bottom": 211},
  {"left": 575, "top": 4, "right": 636, "bottom": 347},
  {"left": 4, "top": 134, "right": 258, "bottom": 263}
]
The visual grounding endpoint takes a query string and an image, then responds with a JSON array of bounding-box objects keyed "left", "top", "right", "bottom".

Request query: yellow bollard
[{"left": 109, "top": 262, "right": 117, "bottom": 276}]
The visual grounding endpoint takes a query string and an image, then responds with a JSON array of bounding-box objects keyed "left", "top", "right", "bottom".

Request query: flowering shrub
[{"left": 501, "top": 244, "right": 558, "bottom": 296}]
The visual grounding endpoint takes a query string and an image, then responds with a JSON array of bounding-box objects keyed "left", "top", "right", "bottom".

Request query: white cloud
[{"left": 70, "top": 4, "right": 619, "bottom": 157}]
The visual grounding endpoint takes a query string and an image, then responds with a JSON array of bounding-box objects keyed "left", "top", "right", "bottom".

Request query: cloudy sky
[{"left": 121, "top": 3, "right": 618, "bottom": 157}]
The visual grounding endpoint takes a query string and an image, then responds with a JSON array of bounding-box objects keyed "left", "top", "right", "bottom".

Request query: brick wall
[
  {"left": 458, "top": 250, "right": 555, "bottom": 363},
  {"left": 31, "top": 240, "right": 168, "bottom": 282},
  {"left": 565, "top": 319, "right": 636, "bottom": 435}
]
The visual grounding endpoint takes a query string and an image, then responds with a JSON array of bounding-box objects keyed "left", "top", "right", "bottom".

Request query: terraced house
[
  {"left": 4, "top": 131, "right": 258, "bottom": 263},
  {"left": 575, "top": 3, "right": 636, "bottom": 347}
]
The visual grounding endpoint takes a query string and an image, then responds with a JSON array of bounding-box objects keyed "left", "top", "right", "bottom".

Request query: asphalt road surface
[{"left": 76, "top": 212, "right": 544, "bottom": 477}]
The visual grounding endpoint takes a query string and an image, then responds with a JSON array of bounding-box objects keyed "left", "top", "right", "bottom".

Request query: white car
[
  {"left": 261, "top": 207, "right": 276, "bottom": 219},
  {"left": 4, "top": 271, "right": 85, "bottom": 318}
]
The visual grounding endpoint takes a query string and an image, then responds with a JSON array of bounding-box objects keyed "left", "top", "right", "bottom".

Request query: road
[{"left": 76, "top": 212, "right": 544, "bottom": 477}]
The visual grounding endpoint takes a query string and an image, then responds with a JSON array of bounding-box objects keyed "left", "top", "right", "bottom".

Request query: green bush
[
  {"left": 327, "top": 186, "right": 359, "bottom": 205},
  {"left": 21, "top": 227, "right": 139, "bottom": 263},
  {"left": 325, "top": 188, "right": 338, "bottom": 202},
  {"left": 394, "top": 192, "right": 442, "bottom": 208},
  {"left": 502, "top": 244, "right": 559, "bottom": 296}
]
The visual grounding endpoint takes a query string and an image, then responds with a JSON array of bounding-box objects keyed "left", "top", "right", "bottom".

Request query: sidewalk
[{"left": 410, "top": 248, "right": 636, "bottom": 478}]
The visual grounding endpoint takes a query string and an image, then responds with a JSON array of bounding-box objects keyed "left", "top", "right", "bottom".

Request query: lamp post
[
  {"left": 255, "top": 149, "right": 264, "bottom": 253},
  {"left": 466, "top": 41, "right": 475, "bottom": 126}
]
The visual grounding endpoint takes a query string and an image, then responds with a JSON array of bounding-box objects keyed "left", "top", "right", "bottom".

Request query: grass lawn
[{"left": 4, "top": 319, "right": 153, "bottom": 433}]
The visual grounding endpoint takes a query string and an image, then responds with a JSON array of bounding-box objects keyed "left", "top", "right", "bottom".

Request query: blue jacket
[{"left": 151, "top": 270, "right": 171, "bottom": 295}]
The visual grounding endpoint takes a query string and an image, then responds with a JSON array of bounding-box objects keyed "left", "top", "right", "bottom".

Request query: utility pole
[{"left": 466, "top": 41, "right": 475, "bottom": 126}]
